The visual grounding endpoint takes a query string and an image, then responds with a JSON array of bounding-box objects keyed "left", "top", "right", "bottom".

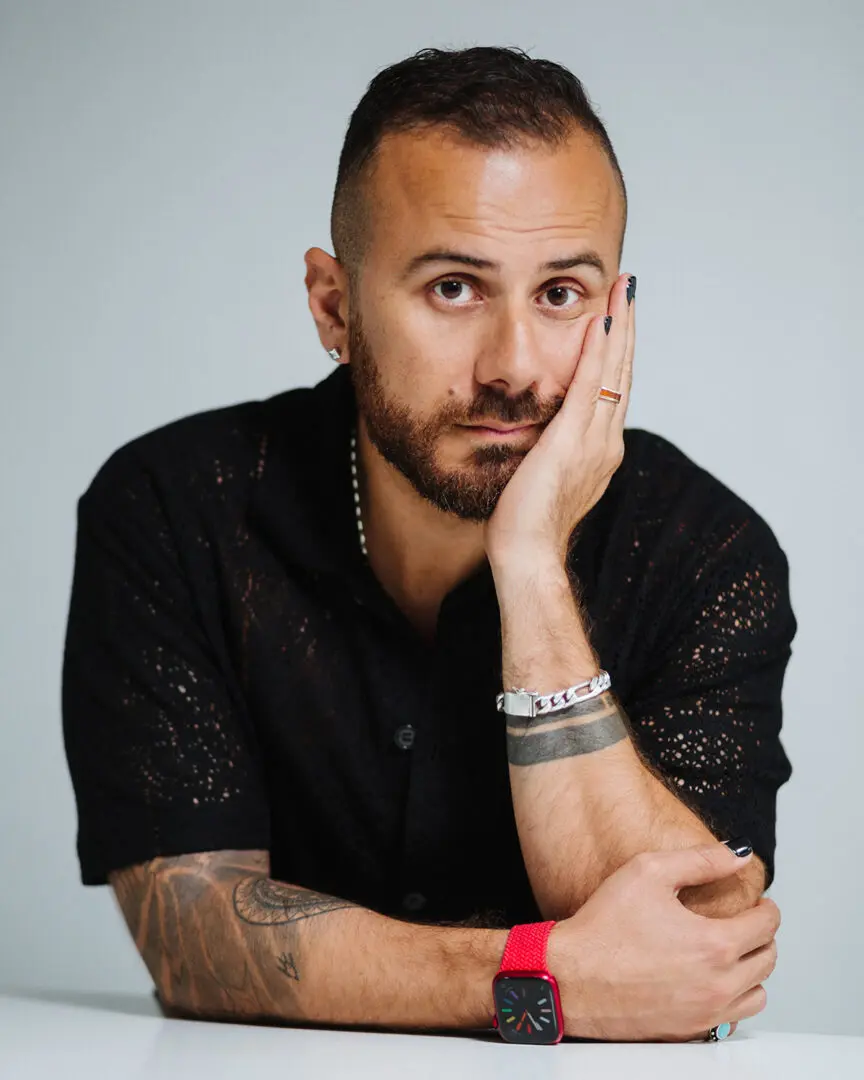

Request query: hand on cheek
[{"left": 486, "top": 272, "right": 636, "bottom": 569}]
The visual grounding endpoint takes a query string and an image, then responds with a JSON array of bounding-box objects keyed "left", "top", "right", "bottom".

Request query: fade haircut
[{"left": 330, "top": 46, "right": 627, "bottom": 278}]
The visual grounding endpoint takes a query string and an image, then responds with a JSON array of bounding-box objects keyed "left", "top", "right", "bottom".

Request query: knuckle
[
  {"left": 718, "top": 942, "right": 738, "bottom": 967},
  {"left": 702, "top": 931, "right": 735, "bottom": 967},
  {"left": 761, "top": 896, "right": 782, "bottom": 932},
  {"left": 692, "top": 845, "right": 720, "bottom": 879},
  {"left": 702, "top": 980, "right": 730, "bottom": 1015},
  {"left": 704, "top": 984, "right": 725, "bottom": 1006},
  {"left": 631, "top": 850, "right": 664, "bottom": 880}
]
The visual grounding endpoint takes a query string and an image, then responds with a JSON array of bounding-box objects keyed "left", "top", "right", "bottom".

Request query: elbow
[
  {"left": 147, "top": 956, "right": 269, "bottom": 1025},
  {"left": 679, "top": 855, "right": 767, "bottom": 918},
  {"left": 135, "top": 940, "right": 207, "bottom": 1019}
]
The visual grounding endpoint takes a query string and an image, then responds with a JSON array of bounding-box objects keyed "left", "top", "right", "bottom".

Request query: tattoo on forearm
[
  {"left": 233, "top": 878, "right": 358, "bottom": 926},
  {"left": 276, "top": 952, "right": 300, "bottom": 981},
  {"left": 107, "top": 850, "right": 357, "bottom": 1020},
  {"left": 506, "top": 690, "right": 629, "bottom": 766}
]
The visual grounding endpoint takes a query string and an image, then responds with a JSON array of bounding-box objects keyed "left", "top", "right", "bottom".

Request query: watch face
[{"left": 493, "top": 975, "right": 561, "bottom": 1044}]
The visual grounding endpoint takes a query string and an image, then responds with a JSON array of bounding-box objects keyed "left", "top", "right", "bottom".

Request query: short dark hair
[{"left": 331, "top": 46, "right": 627, "bottom": 275}]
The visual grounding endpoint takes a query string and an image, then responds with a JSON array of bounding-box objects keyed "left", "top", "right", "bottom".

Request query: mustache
[{"left": 456, "top": 387, "right": 565, "bottom": 427}]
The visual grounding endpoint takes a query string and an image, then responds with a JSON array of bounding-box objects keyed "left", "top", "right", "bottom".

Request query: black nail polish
[
  {"left": 604, "top": 315, "right": 612, "bottom": 335},
  {"left": 626, "top": 275, "right": 637, "bottom": 306},
  {"left": 723, "top": 838, "right": 753, "bottom": 858}
]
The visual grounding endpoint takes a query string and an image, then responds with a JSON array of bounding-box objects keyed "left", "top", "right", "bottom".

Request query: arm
[
  {"left": 109, "top": 845, "right": 779, "bottom": 1042},
  {"left": 109, "top": 848, "right": 507, "bottom": 1029},
  {"left": 495, "top": 560, "right": 765, "bottom": 921},
  {"left": 483, "top": 278, "right": 792, "bottom": 924}
]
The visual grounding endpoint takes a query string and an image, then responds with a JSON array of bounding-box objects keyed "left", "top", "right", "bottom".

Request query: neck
[{"left": 354, "top": 416, "right": 489, "bottom": 635}]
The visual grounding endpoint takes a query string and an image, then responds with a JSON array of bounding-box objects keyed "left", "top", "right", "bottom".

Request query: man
[{"left": 62, "top": 47, "right": 792, "bottom": 1044}]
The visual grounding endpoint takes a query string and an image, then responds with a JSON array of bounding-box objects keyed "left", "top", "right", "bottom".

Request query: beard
[{"left": 347, "top": 312, "right": 563, "bottom": 522}]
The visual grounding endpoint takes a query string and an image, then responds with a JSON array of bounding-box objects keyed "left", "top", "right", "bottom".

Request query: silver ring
[
  {"left": 706, "top": 1022, "right": 733, "bottom": 1042},
  {"left": 598, "top": 386, "right": 622, "bottom": 405}
]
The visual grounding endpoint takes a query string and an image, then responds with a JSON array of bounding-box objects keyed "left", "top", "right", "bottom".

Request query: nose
[{"left": 473, "top": 305, "right": 543, "bottom": 396}]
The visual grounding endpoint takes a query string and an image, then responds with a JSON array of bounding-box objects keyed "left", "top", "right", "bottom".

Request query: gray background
[{"left": 1, "top": 0, "right": 861, "bottom": 1036}]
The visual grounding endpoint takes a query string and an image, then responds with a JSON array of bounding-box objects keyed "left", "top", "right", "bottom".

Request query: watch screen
[{"left": 493, "top": 976, "right": 560, "bottom": 1044}]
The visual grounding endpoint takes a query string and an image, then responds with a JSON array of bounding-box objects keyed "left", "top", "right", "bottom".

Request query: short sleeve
[
  {"left": 624, "top": 512, "right": 796, "bottom": 887},
  {"left": 62, "top": 448, "right": 271, "bottom": 885}
]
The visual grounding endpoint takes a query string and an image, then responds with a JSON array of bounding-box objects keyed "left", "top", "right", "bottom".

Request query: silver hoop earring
[{"left": 326, "top": 347, "right": 342, "bottom": 362}]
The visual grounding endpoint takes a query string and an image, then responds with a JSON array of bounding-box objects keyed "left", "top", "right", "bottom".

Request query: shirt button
[
  {"left": 402, "top": 891, "right": 427, "bottom": 913},
  {"left": 393, "top": 724, "right": 416, "bottom": 750}
]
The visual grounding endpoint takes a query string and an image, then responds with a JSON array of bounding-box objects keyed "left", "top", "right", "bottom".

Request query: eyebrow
[{"left": 400, "top": 249, "right": 609, "bottom": 279}]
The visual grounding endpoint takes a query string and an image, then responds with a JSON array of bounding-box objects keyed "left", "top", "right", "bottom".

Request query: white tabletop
[{"left": 2, "top": 990, "right": 863, "bottom": 1080}]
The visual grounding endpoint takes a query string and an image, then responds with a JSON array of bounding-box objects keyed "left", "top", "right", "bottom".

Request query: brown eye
[
  {"left": 544, "top": 285, "right": 578, "bottom": 308},
  {"left": 432, "top": 280, "right": 475, "bottom": 304}
]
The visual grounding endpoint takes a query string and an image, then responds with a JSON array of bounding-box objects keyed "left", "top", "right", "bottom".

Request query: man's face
[{"left": 347, "top": 125, "right": 625, "bottom": 521}]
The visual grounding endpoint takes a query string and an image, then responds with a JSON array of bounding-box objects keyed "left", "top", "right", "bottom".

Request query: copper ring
[{"left": 599, "top": 386, "right": 622, "bottom": 405}]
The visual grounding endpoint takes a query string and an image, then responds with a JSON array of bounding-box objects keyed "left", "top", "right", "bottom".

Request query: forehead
[{"left": 363, "top": 126, "right": 624, "bottom": 270}]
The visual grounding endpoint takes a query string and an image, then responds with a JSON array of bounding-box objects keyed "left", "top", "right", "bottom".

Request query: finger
[
  {"left": 726, "top": 897, "right": 781, "bottom": 957},
  {"left": 557, "top": 311, "right": 610, "bottom": 428},
  {"left": 594, "top": 273, "right": 633, "bottom": 433},
  {"left": 726, "top": 983, "right": 768, "bottom": 1023},
  {"left": 585, "top": 276, "right": 634, "bottom": 453},
  {"left": 631, "top": 843, "right": 752, "bottom": 892},
  {"left": 732, "top": 940, "right": 778, "bottom": 1000},
  {"left": 617, "top": 274, "right": 636, "bottom": 415},
  {"left": 692, "top": 985, "right": 766, "bottom": 1044}
]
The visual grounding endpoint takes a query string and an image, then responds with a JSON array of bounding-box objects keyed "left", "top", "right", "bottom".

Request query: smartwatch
[{"left": 492, "top": 921, "right": 564, "bottom": 1044}]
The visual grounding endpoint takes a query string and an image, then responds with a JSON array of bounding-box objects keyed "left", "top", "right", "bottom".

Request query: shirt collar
[
  {"left": 249, "top": 363, "right": 366, "bottom": 579},
  {"left": 248, "top": 363, "right": 601, "bottom": 615},
  {"left": 248, "top": 364, "right": 502, "bottom": 615}
]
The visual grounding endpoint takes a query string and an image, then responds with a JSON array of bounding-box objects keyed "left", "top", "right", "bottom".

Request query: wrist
[
  {"left": 440, "top": 925, "right": 509, "bottom": 1029},
  {"left": 545, "top": 921, "right": 594, "bottom": 1040},
  {"left": 496, "top": 571, "right": 599, "bottom": 692},
  {"left": 490, "top": 550, "right": 566, "bottom": 596}
]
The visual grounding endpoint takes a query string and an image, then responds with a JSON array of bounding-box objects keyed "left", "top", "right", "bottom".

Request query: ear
[{"left": 304, "top": 247, "right": 350, "bottom": 363}]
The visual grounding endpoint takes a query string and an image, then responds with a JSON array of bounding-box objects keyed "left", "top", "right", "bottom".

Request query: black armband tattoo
[{"left": 506, "top": 691, "right": 629, "bottom": 766}]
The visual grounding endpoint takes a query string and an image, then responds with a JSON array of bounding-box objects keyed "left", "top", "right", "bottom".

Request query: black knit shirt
[{"left": 62, "top": 363, "right": 796, "bottom": 924}]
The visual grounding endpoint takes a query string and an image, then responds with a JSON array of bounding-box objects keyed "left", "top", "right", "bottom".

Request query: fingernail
[
  {"left": 626, "top": 275, "right": 637, "bottom": 306},
  {"left": 604, "top": 315, "right": 612, "bottom": 335},
  {"left": 723, "top": 838, "right": 753, "bottom": 858}
]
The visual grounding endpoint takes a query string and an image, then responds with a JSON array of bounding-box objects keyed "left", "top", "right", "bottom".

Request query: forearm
[
  {"left": 109, "top": 850, "right": 506, "bottom": 1030},
  {"left": 495, "top": 562, "right": 763, "bottom": 920}
]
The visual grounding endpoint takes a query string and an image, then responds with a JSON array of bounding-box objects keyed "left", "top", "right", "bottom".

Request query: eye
[
  {"left": 538, "top": 284, "right": 582, "bottom": 310},
  {"left": 431, "top": 279, "right": 477, "bottom": 305}
]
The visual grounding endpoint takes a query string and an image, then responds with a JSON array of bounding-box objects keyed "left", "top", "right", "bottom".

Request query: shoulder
[
  {"left": 604, "top": 429, "right": 797, "bottom": 675},
  {"left": 618, "top": 427, "right": 787, "bottom": 564},
  {"left": 77, "top": 386, "right": 313, "bottom": 516},
  {"left": 621, "top": 426, "right": 737, "bottom": 502}
]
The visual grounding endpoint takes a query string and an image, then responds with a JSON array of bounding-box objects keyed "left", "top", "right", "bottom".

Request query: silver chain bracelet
[{"left": 496, "top": 670, "right": 612, "bottom": 718}]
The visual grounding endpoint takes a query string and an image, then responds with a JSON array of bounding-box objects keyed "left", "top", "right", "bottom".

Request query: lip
[{"left": 461, "top": 423, "right": 536, "bottom": 434}]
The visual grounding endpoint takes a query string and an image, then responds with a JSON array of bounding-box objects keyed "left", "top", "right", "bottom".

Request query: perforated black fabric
[{"left": 62, "top": 364, "right": 795, "bottom": 922}]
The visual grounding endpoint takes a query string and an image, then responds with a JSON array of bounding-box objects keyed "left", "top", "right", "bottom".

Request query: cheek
[
  {"left": 378, "top": 297, "right": 481, "bottom": 381},
  {"left": 548, "top": 317, "right": 593, "bottom": 387}
]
